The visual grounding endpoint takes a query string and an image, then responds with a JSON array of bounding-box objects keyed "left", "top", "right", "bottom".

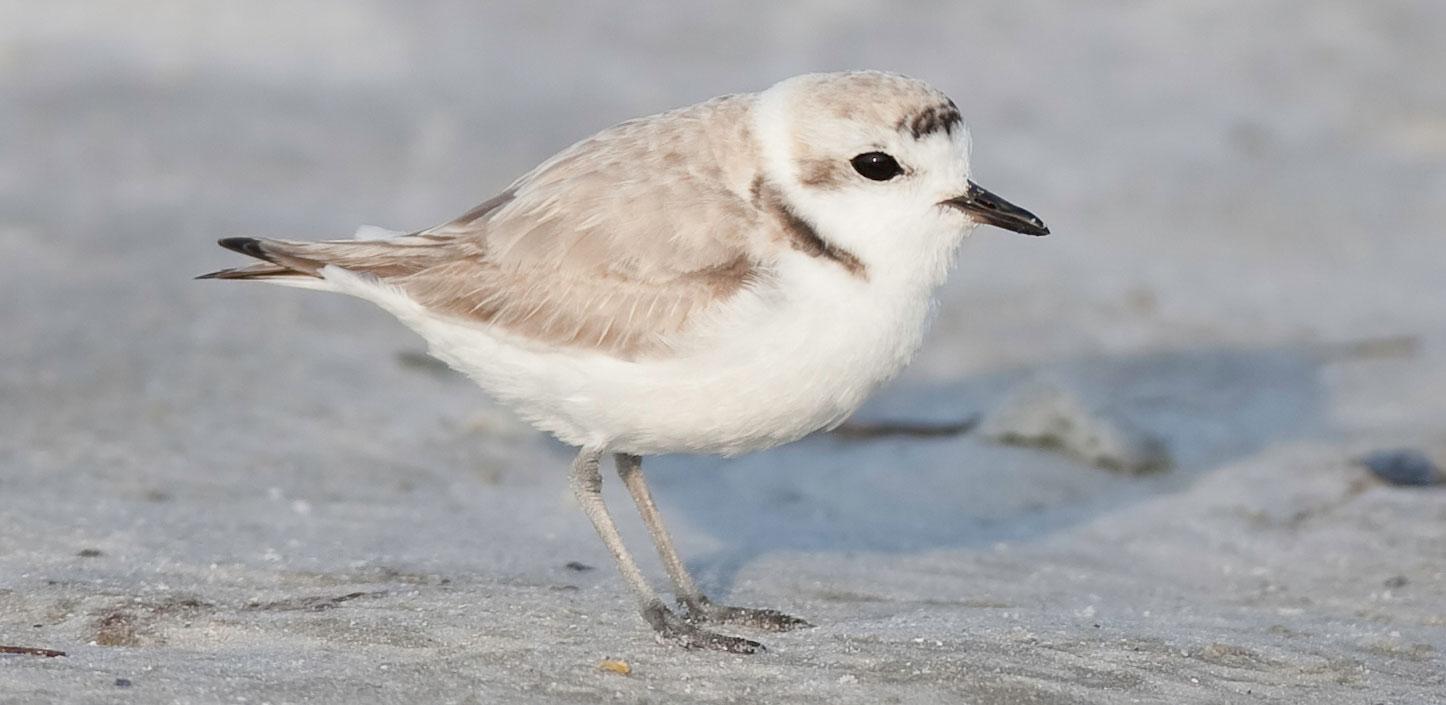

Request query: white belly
[
  {"left": 327, "top": 258, "right": 938, "bottom": 456},
  {"left": 597, "top": 266, "right": 936, "bottom": 455}
]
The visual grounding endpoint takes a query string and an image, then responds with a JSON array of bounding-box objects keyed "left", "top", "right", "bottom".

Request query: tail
[
  {"left": 197, "top": 235, "right": 457, "bottom": 283},
  {"left": 195, "top": 238, "right": 302, "bottom": 282}
]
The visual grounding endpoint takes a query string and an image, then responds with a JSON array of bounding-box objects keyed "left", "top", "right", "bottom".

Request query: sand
[{"left": 2, "top": 2, "right": 1443, "bottom": 703}]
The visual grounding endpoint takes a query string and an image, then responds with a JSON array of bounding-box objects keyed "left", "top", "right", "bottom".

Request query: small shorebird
[{"left": 201, "top": 71, "right": 1048, "bottom": 653}]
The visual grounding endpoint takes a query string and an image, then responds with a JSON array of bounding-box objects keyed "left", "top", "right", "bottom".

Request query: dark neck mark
[{"left": 751, "top": 176, "right": 867, "bottom": 279}]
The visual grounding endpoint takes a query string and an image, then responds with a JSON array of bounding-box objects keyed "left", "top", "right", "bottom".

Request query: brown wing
[
  {"left": 394, "top": 94, "right": 766, "bottom": 358},
  {"left": 203, "top": 95, "right": 769, "bottom": 359}
]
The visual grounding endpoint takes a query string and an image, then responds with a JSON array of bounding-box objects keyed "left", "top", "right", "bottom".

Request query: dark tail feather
[
  {"left": 195, "top": 264, "right": 307, "bottom": 281},
  {"left": 199, "top": 235, "right": 458, "bottom": 282},
  {"left": 197, "top": 237, "right": 319, "bottom": 281},
  {"left": 218, "top": 237, "right": 271, "bottom": 261}
]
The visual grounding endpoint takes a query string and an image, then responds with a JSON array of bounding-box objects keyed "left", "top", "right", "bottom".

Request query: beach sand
[{"left": 2, "top": 2, "right": 1443, "bottom": 702}]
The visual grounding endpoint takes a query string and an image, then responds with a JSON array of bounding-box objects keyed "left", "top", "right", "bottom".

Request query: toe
[
  {"left": 646, "top": 603, "right": 767, "bottom": 654},
  {"left": 702, "top": 605, "right": 813, "bottom": 632},
  {"left": 657, "top": 623, "right": 765, "bottom": 654},
  {"left": 753, "top": 610, "right": 812, "bottom": 632},
  {"left": 710, "top": 633, "right": 765, "bottom": 654}
]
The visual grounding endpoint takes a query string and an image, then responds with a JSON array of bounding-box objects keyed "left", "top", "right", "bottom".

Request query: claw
[{"left": 643, "top": 603, "right": 765, "bottom": 654}]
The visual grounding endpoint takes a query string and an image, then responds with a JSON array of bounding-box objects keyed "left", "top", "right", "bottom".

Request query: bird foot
[
  {"left": 643, "top": 603, "right": 764, "bottom": 654},
  {"left": 681, "top": 596, "right": 812, "bottom": 632}
]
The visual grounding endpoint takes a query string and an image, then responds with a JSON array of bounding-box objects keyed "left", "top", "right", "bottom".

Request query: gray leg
[
  {"left": 569, "top": 447, "right": 762, "bottom": 653},
  {"left": 615, "top": 453, "right": 810, "bottom": 632}
]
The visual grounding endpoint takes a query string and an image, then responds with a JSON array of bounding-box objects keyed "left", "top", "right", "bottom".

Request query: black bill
[{"left": 943, "top": 181, "right": 1049, "bottom": 236}]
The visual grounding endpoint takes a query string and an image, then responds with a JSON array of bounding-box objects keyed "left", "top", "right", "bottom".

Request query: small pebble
[
  {"left": 1360, "top": 449, "right": 1443, "bottom": 487},
  {"left": 980, "top": 381, "right": 1172, "bottom": 474},
  {"left": 114, "top": 678, "right": 132, "bottom": 688},
  {"left": 77, "top": 548, "right": 102, "bottom": 558}
]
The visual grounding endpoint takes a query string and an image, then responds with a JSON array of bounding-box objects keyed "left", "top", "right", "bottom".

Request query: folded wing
[{"left": 203, "top": 95, "right": 767, "bottom": 359}]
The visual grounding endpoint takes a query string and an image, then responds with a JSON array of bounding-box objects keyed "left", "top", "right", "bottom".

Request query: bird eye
[{"left": 850, "top": 152, "right": 903, "bottom": 181}]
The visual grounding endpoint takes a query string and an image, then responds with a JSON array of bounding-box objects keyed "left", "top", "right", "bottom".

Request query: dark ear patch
[
  {"left": 797, "top": 158, "right": 850, "bottom": 189},
  {"left": 900, "top": 100, "right": 962, "bottom": 139}
]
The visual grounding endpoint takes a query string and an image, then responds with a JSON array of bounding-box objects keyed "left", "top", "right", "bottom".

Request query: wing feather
[
  {"left": 394, "top": 94, "right": 766, "bottom": 358},
  {"left": 206, "top": 94, "right": 769, "bottom": 360}
]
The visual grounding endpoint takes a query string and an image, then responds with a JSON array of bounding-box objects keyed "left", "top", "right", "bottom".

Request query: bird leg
[
  {"left": 614, "top": 453, "right": 811, "bottom": 633},
  {"left": 569, "top": 447, "right": 762, "bottom": 653}
]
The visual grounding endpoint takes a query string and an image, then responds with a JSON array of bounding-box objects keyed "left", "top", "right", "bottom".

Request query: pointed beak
[{"left": 943, "top": 181, "right": 1049, "bottom": 236}]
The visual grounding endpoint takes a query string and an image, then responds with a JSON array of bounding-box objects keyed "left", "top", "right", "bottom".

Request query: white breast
[
  {"left": 633, "top": 254, "right": 938, "bottom": 456},
  {"left": 508, "top": 264, "right": 933, "bottom": 455},
  {"left": 324, "top": 240, "right": 944, "bottom": 457}
]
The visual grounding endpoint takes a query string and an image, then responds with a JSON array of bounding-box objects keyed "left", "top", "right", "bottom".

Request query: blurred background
[{"left": 2, "top": 2, "right": 1443, "bottom": 703}]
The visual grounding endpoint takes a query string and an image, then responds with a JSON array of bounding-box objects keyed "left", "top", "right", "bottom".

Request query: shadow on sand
[{"left": 641, "top": 344, "right": 1327, "bottom": 596}]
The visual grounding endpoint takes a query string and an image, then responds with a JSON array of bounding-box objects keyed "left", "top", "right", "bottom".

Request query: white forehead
[
  {"left": 752, "top": 71, "right": 972, "bottom": 189},
  {"left": 769, "top": 71, "right": 960, "bottom": 135}
]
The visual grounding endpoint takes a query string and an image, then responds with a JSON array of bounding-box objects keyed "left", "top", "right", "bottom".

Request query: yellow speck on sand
[{"left": 598, "top": 659, "right": 632, "bottom": 676}]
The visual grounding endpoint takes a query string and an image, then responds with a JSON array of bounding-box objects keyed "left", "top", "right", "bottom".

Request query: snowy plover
[{"left": 201, "top": 71, "right": 1048, "bottom": 653}]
